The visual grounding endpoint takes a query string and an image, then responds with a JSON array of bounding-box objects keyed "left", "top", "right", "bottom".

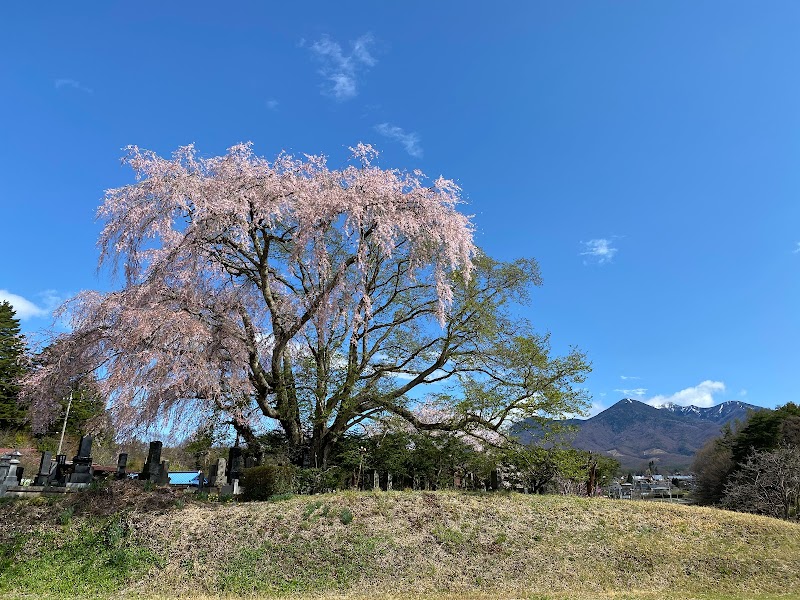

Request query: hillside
[
  {"left": 1, "top": 483, "right": 800, "bottom": 599},
  {"left": 519, "top": 399, "right": 760, "bottom": 471}
]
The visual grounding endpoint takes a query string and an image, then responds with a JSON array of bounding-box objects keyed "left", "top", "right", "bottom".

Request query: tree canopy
[
  {"left": 0, "top": 300, "right": 27, "bottom": 429},
  {"left": 23, "top": 143, "right": 590, "bottom": 466},
  {"left": 693, "top": 403, "right": 800, "bottom": 508}
]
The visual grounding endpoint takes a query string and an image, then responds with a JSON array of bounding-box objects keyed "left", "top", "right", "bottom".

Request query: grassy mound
[{"left": 1, "top": 484, "right": 800, "bottom": 599}]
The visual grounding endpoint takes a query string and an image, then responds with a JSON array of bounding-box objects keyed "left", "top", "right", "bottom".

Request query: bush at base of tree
[{"left": 240, "top": 464, "right": 296, "bottom": 501}]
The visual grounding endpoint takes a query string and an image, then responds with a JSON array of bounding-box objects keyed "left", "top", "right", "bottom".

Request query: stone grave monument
[
  {"left": 208, "top": 457, "right": 226, "bottom": 487},
  {"left": 116, "top": 453, "right": 128, "bottom": 479},
  {"left": 33, "top": 451, "right": 53, "bottom": 486},
  {"left": 140, "top": 441, "right": 163, "bottom": 482},
  {"left": 67, "top": 435, "right": 94, "bottom": 485}
]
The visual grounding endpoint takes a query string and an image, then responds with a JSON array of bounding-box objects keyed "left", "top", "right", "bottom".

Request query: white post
[{"left": 57, "top": 392, "right": 74, "bottom": 457}]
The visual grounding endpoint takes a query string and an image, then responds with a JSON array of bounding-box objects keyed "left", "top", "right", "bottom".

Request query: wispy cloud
[
  {"left": 306, "top": 34, "right": 376, "bottom": 101},
  {"left": 54, "top": 78, "right": 93, "bottom": 94},
  {"left": 793, "top": 242, "right": 800, "bottom": 254},
  {"left": 614, "top": 387, "right": 648, "bottom": 398},
  {"left": 620, "top": 375, "right": 641, "bottom": 381},
  {"left": 0, "top": 289, "right": 63, "bottom": 320},
  {"left": 374, "top": 123, "right": 423, "bottom": 158},
  {"left": 266, "top": 98, "right": 279, "bottom": 111},
  {"left": 580, "top": 238, "right": 618, "bottom": 265},
  {"left": 645, "top": 380, "right": 725, "bottom": 408}
]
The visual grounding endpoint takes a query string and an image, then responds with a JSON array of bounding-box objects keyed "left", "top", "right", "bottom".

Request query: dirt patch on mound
[
  {"left": 63, "top": 480, "right": 187, "bottom": 517},
  {"left": 0, "top": 480, "right": 188, "bottom": 536}
]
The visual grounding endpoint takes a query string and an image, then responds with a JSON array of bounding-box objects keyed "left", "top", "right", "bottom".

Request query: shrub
[
  {"left": 241, "top": 464, "right": 295, "bottom": 501},
  {"left": 293, "top": 466, "right": 344, "bottom": 494}
]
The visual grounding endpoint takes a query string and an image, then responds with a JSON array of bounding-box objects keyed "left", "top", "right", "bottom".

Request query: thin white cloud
[
  {"left": 54, "top": 78, "right": 93, "bottom": 94},
  {"left": 0, "top": 289, "right": 57, "bottom": 320},
  {"left": 374, "top": 123, "right": 423, "bottom": 158},
  {"left": 581, "top": 238, "right": 618, "bottom": 265},
  {"left": 739, "top": 388, "right": 748, "bottom": 397},
  {"left": 266, "top": 99, "right": 279, "bottom": 111},
  {"left": 614, "top": 387, "right": 648, "bottom": 398},
  {"left": 620, "top": 375, "right": 641, "bottom": 381},
  {"left": 645, "top": 380, "right": 725, "bottom": 408},
  {"left": 587, "top": 400, "right": 608, "bottom": 417},
  {"left": 793, "top": 242, "right": 800, "bottom": 254},
  {"left": 308, "top": 34, "right": 376, "bottom": 101}
]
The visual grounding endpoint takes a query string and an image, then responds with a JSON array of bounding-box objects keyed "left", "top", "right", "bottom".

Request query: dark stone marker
[
  {"left": 33, "top": 451, "right": 53, "bottom": 486},
  {"left": 490, "top": 469, "right": 499, "bottom": 491},
  {"left": 77, "top": 435, "right": 93, "bottom": 458},
  {"left": 140, "top": 441, "right": 163, "bottom": 482},
  {"left": 53, "top": 454, "right": 68, "bottom": 486},
  {"left": 68, "top": 436, "right": 94, "bottom": 484},
  {"left": 116, "top": 453, "right": 128, "bottom": 479},
  {"left": 157, "top": 460, "right": 170, "bottom": 485},
  {"left": 228, "top": 447, "right": 244, "bottom": 483}
]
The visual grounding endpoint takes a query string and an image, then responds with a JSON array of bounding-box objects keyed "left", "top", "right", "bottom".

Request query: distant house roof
[{"left": 168, "top": 471, "right": 201, "bottom": 486}]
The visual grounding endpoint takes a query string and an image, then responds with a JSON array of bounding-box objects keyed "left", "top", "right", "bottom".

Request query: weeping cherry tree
[{"left": 24, "top": 142, "right": 590, "bottom": 466}]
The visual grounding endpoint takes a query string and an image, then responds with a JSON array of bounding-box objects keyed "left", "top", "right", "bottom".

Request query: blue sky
[{"left": 1, "top": 2, "right": 799, "bottom": 416}]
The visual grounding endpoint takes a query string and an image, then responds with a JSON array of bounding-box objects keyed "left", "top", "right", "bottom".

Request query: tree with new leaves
[
  {"left": 23, "top": 142, "right": 590, "bottom": 466},
  {"left": 0, "top": 301, "right": 27, "bottom": 429},
  {"left": 722, "top": 445, "right": 800, "bottom": 520}
]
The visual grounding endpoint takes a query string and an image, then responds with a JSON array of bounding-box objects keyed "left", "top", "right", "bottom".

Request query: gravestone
[
  {"left": 209, "top": 458, "right": 226, "bottom": 487},
  {"left": 490, "top": 469, "right": 499, "bottom": 491},
  {"left": 0, "top": 454, "right": 10, "bottom": 482},
  {"left": 197, "top": 470, "right": 204, "bottom": 491},
  {"left": 387, "top": 472, "right": 393, "bottom": 491},
  {"left": 116, "top": 453, "right": 128, "bottom": 479},
  {"left": 67, "top": 435, "right": 94, "bottom": 484},
  {"left": 373, "top": 469, "right": 379, "bottom": 491},
  {"left": 53, "top": 454, "right": 68, "bottom": 486},
  {"left": 0, "top": 452, "right": 21, "bottom": 489},
  {"left": 228, "top": 447, "right": 243, "bottom": 484},
  {"left": 140, "top": 441, "right": 163, "bottom": 482},
  {"left": 157, "top": 460, "right": 170, "bottom": 485},
  {"left": 33, "top": 451, "right": 53, "bottom": 486}
]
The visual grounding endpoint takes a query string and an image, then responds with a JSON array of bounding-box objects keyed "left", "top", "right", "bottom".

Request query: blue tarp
[{"left": 168, "top": 471, "right": 202, "bottom": 486}]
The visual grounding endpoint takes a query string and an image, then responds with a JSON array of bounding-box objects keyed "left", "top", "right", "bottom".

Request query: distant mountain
[
  {"left": 517, "top": 399, "right": 762, "bottom": 472},
  {"left": 656, "top": 401, "right": 754, "bottom": 424}
]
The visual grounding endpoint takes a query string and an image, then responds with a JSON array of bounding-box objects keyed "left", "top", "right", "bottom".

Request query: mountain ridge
[{"left": 520, "top": 398, "right": 763, "bottom": 471}]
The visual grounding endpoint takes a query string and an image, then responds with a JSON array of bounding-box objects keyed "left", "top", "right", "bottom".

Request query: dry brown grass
[{"left": 3, "top": 486, "right": 800, "bottom": 599}]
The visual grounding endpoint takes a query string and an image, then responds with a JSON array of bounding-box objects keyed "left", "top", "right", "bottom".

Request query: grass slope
[{"left": 1, "top": 484, "right": 800, "bottom": 599}]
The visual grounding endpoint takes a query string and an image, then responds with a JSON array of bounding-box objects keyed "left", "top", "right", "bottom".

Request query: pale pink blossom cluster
[{"left": 24, "top": 142, "right": 476, "bottom": 436}]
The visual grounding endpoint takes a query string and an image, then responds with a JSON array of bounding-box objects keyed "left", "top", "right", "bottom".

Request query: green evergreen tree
[{"left": 0, "top": 301, "right": 27, "bottom": 429}]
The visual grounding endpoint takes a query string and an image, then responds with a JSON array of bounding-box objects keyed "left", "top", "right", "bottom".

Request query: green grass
[
  {"left": 2, "top": 489, "right": 800, "bottom": 599},
  {"left": 0, "top": 515, "right": 159, "bottom": 598}
]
